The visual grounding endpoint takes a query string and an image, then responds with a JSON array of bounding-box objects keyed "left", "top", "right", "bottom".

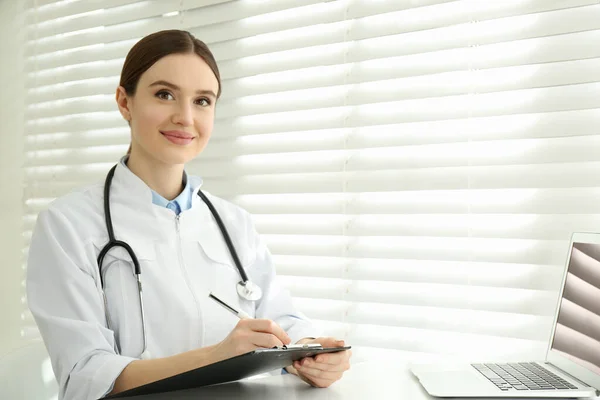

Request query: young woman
[{"left": 26, "top": 30, "right": 351, "bottom": 400}]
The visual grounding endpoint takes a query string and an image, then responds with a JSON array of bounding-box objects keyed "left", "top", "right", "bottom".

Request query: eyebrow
[{"left": 149, "top": 80, "right": 217, "bottom": 99}]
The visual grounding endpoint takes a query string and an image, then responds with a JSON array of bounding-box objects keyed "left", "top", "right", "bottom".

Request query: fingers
[
  {"left": 297, "top": 366, "right": 342, "bottom": 382},
  {"left": 250, "top": 319, "right": 291, "bottom": 344},
  {"left": 295, "top": 360, "right": 349, "bottom": 373},
  {"left": 312, "top": 349, "right": 352, "bottom": 366},
  {"left": 294, "top": 355, "right": 351, "bottom": 373},
  {"left": 218, "top": 319, "right": 294, "bottom": 361},
  {"left": 238, "top": 319, "right": 291, "bottom": 346},
  {"left": 313, "top": 337, "right": 346, "bottom": 348},
  {"left": 294, "top": 362, "right": 345, "bottom": 388},
  {"left": 292, "top": 347, "right": 351, "bottom": 387},
  {"left": 247, "top": 331, "right": 285, "bottom": 349}
]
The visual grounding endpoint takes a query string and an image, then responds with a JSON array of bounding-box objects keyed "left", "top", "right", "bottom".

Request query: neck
[{"left": 127, "top": 150, "right": 184, "bottom": 201}]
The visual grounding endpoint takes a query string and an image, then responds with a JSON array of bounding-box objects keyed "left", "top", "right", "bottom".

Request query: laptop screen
[{"left": 550, "top": 242, "right": 600, "bottom": 375}]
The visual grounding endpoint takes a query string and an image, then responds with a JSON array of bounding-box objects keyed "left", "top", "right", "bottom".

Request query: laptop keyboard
[{"left": 472, "top": 362, "right": 579, "bottom": 391}]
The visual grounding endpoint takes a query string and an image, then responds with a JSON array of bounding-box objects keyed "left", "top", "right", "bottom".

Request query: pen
[{"left": 208, "top": 292, "right": 251, "bottom": 319}]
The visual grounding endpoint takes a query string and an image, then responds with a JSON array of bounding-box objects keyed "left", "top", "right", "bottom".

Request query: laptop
[{"left": 411, "top": 232, "right": 600, "bottom": 398}]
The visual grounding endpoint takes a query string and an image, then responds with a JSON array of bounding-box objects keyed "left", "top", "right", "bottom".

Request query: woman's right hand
[
  {"left": 112, "top": 319, "right": 290, "bottom": 395},
  {"left": 210, "top": 318, "right": 292, "bottom": 362}
]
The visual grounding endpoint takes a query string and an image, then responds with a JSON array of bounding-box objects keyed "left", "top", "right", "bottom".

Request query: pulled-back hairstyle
[
  {"left": 119, "top": 30, "right": 221, "bottom": 154},
  {"left": 120, "top": 29, "right": 221, "bottom": 97}
]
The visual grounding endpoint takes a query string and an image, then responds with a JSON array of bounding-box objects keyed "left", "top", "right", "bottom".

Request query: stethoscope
[{"left": 97, "top": 164, "right": 262, "bottom": 359}]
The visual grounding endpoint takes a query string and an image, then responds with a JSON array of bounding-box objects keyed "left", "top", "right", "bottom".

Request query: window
[{"left": 22, "top": 0, "right": 600, "bottom": 362}]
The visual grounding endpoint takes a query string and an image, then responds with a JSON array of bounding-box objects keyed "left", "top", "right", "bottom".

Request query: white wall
[{"left": 0, "top": 0, "right": 25, "bottom": 355}]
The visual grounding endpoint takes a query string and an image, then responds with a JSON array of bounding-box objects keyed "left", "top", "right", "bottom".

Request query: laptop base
[{"left": 411, "top": 362, "right": 596, "bottom": 398}]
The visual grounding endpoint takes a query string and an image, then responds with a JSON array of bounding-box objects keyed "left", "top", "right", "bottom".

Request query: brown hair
[{"left": 120, "top": 30, "right": 221, "bottom": 154}]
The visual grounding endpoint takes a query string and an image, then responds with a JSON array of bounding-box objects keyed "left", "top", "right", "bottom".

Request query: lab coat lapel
[
  {"left": 179, "top": 196, "right": 232, "bottom": 266},
  {"left": 108, "top": 163, "right": 168, "bottom": 242}
]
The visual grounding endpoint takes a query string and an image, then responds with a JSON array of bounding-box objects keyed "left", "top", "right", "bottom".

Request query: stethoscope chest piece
[{"left": 237, "top": 280, "right": 262, "bottom": 301}]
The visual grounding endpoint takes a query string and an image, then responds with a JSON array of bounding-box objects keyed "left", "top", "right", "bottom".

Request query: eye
[
  {"left": 195, "top": 97, "right": 211, "bottom": 107},
  {"left": 155, "top": 90, "right": 173, "bottom": 100}
]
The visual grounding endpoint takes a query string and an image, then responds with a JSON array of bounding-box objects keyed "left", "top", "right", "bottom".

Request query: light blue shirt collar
[{"left": 120, "top": 156, "right": 194, "bottom": 215}]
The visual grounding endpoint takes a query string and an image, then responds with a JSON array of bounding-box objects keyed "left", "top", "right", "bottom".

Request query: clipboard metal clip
[{"left": 280, "top": 343, "right": 323, "bottom": 350}]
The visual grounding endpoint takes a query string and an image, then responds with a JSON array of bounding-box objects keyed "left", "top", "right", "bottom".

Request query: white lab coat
[{"left": 26, "top": 163, "right": 318, "bottom": 400}]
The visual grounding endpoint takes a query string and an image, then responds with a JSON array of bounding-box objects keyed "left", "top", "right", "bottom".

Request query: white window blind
[{"left": 22, "top": 0, "right": 600, "bottom": 363}]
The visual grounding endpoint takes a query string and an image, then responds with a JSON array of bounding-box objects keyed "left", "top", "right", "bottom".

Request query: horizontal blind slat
[
  {"left": 250, "top": 214, "right": 600, "bottom": 240},
  {"left": 22, "top": 188, "right": 600, "bottom": 216},
  {"left": 20, "top": 210, "right": 600, "bottom": 240},
  {"left": 273, "top": 256, "right": 561, "bottom": 290},
  {"left": 22, "top": 162, "right": 600, "bottom": 198}
]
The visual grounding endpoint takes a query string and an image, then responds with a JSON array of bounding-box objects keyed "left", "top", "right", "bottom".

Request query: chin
[
  {"left": 146, "top": 136, "right": 208, "bottom": 165},
  {"left": 157, "top": 148, "right": 199, "bottom": 165}
]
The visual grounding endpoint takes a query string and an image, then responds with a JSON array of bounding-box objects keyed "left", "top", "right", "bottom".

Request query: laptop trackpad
[{"left": 415, "top": 369, "right": 496, "bottom": 397}]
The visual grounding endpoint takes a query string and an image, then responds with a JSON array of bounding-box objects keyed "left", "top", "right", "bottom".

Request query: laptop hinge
[{"left": 545, "top": 362, "right": 596, "bottom": 390}]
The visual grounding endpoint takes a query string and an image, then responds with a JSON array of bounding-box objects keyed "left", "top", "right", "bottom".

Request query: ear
[{"left": 115, "top": 86, "right": 132, "bottom": 122}]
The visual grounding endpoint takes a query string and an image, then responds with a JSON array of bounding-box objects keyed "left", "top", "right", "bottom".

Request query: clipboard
[{"left": 105, "top": 344, "right": 351, "bottom": 398}]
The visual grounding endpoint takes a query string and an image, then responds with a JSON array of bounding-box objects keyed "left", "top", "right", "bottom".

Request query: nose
[{"left": 172, "top": 102, "right": 194, "bottom": 126}]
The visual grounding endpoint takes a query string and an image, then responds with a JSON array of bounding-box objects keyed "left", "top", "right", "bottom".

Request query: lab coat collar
[
  {"left": 108, "top": 162, "right": 206, "bottom": 243},
  {"left": 112, "top": 161, "right": 156, "bottom": 209},
  {"left": 109, "top": 163, "right": 170, "bottom": 242},
  {"left": 112, "top": 160, "right": 204, "bottom": 210},
  {"left": 118, "top": 156, "right": 203, "bottom": 210}
]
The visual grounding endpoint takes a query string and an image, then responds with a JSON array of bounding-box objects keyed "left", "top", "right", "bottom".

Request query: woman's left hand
[{"left": 285, "top": 337, "right": 352, "bottom": 388}]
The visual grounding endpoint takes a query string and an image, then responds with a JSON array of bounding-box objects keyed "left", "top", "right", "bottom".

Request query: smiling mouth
[
  {"left": 160, "top": 131, "right": 195, "bottom": 145},
  {"left": 160, "top": 130, "right": 195, "bottom": 139}
]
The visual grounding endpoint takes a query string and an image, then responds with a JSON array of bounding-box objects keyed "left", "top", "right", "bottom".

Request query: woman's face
[{"left": 117, "top": 53, "right": 219, "bottom": 165}]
